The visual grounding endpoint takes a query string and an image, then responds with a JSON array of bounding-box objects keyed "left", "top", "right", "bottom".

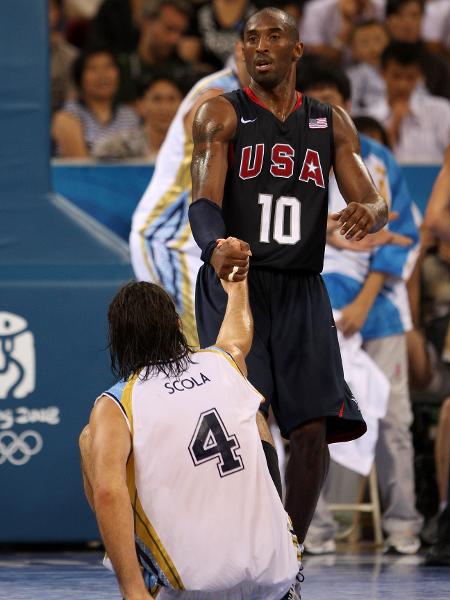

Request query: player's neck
[{"left": 248, "top": 78, "right": 298, "bottom": 122}]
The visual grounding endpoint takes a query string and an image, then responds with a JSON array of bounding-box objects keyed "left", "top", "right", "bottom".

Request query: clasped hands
[{"left": 210, "top": 237, "right": 251, "bottom": 287}]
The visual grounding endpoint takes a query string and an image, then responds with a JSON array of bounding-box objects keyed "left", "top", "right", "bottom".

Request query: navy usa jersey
[{"left": 222, "top": 88, "right": 334, "bottom": 272}]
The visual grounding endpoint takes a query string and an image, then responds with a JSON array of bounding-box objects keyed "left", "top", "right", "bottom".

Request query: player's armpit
[
  {"left": 190, "top": 95, "right": 237, "bottom": 206},
  {"left": 331, "top": 106, "right": 388, "bottom": 240}
]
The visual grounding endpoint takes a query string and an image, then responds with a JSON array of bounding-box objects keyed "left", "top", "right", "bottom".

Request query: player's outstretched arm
[
  {"left": 189, "top": 97, "right": 250, "bottom": 281},
  {"left": 89, "top": 399, "right": 154, "bottom": 600},
  {"left": 331, "top": 105, "right": 388, "bottom": 241},
  {"left": 215, "top": 239, "right": 253, "bottom": 376}
]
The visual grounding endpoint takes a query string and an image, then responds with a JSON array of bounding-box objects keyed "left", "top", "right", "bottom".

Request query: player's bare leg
[
  {"left": 285, "top": 417, "right": 329, "bottom": 543},
  {"left": 79, "top": 425, "right": 95, "bottom": 511}
]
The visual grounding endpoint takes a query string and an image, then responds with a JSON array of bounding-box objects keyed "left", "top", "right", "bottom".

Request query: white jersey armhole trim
[
  {"left": 95, "top": 392, "right": 132, "bottom": 432},
  {"left": 203, "top": 345, "right": 266, "bottom": 405}
]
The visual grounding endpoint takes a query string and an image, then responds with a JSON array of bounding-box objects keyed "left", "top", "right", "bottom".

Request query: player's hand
[
  {"left": 336, "top": 301, "right": 369, "bottom": 337},
  {"left": 211, "top": 236, "right": 251, "bottom": 282},
  {"left": 330, "top": 202, "right": 376, "bottom": 241}
]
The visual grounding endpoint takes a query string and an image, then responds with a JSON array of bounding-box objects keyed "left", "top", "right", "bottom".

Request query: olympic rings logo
[{"left": 0, "top": 430, "right": 43, "bottom": 466}]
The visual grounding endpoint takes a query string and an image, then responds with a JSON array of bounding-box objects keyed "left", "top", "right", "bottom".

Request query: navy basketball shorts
[{"left": 195, "top": 265, "right": 367, "bottom": 442}]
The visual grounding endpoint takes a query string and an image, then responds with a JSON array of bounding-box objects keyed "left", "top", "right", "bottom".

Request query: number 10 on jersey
[{"left": 258, "top": 194, "right": 301, "bottom": 245}]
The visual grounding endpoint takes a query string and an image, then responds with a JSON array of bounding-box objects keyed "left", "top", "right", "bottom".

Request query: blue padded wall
[{"left": 0, "top": 0, "right": 133, "bottom": 541}]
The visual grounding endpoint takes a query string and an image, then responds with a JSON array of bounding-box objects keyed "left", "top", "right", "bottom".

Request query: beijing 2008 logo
[
  {"left": 0, "top": 312, "right": 35, "bottom": 400},
  {"left": 0, "top": 430, "right": 43, "bottom": 466},
  {"left": 0, "top": 312, "right": 44, "bottom": 467}
]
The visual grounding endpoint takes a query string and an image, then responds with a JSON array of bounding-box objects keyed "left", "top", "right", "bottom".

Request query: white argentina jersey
[
  {"left": 99, "top": 347, "right": 299, "bottom": 599},
  {"left": 130, "top": 67, "right": 240, "bottom": 346}
]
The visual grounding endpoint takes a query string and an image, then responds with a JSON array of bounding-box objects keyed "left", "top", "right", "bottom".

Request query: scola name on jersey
[
  {"left": 165, "top": 372, "right": 211, "bottom": 395},
  {"left": 239, "top": 144, "right": 325, "bottom": 188}
]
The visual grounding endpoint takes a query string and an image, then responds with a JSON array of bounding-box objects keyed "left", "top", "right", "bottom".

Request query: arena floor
[{"left": 0, "top": 549, "right": 449, "bottom": 599}]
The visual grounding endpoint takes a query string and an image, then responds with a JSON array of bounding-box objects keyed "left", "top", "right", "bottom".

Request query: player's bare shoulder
[{"left": 192, "top": 95, "right": 238, "bottom": 145}]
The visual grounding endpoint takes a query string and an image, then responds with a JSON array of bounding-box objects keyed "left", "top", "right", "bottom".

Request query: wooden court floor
[{"left": 0, "top": 549, "right": 449, "bottom": 599}]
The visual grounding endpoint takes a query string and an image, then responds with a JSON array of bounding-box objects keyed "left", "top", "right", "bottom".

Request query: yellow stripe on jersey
[
  {"left": 120, "top": 374, "right": 139, "bottom": 434},
  {"left": 138, "top": 135, "right": 198, "bottom": 347},
  {"left": 126, "top": 453, "right": 184, "bottom": 590},
  {"left": 171, "top": 220, "right": 199, "bottom": 348}
]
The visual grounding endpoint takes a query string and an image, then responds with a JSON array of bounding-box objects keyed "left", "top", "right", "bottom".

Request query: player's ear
[{"left": 293, "top": 41, "right": 303, "bottom": 62}]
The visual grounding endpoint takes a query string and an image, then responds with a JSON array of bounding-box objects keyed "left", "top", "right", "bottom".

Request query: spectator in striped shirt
[{"left": 52, "top": 46, "right": 141, "bottom": 159}]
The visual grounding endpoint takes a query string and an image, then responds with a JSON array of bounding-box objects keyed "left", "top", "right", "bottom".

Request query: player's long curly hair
[{"left": 108, "top": 281, "right": 194, "bottom": 381}]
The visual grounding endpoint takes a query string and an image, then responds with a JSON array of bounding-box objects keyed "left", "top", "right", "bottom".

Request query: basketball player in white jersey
[{"left": 79, "top": 238, "right": 301, "bottom": 600}]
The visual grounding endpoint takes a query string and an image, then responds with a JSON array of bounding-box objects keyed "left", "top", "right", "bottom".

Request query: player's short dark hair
[
  {"left": 243, "top": 7, "right": 299, "bottom": 42},
  {"left": 353, "top": 115, "right": 391, "bottom": 148},
  {"left": 108, "top": 281, "right": 193, "bottom": 381},
  {"left": 72, "top": 46, "right": 120, "bottom": 90},
  {"left": 385, "top": 0, "right": 425, "bottom": 17},
  {"left": 296, "top": 55, "right": 351, "bottom": 101},
  {"left": 143, "top": 0, "right": 193, "bottom": 20},
  {"left": 381, "top": 41, "right": 424, "bottom": 69}
]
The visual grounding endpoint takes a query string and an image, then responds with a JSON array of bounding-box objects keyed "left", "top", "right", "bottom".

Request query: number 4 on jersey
[{"left": 189, "top": 409, "right": 244, "bottom": 477}]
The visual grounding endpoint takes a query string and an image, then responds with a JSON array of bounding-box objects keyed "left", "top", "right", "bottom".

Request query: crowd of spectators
[
  {"left": 50, "top": 0, "right": 450, "bottom": 563},
  {"left": 50, "top": 0, "right": 450, "bottom": 164}
]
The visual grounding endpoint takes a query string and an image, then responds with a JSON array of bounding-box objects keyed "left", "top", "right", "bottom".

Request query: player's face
[{"left": 243, "top": 14, "right": 302, "bottom": 89}]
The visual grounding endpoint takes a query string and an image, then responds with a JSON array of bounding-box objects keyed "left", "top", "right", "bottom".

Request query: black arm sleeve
[{"left": 188, "top": 198, "right": 226, "bottom": 263}]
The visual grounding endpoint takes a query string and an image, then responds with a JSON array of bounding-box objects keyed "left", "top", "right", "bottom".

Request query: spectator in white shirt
[
  {"left": 300, "top": 0, "right": 385, "bottom": 63},
  {"left": 422, "top": 0, "right": 450, "bottom": 56},
  {"left": 364, "top": 41, "right": 450, "bottom": 163},
  {"left": 347, "top": 19, "right": 389, "bottom": 112},
  {"left": 385, "top": 0, "right": 450, "bottom": 100}
]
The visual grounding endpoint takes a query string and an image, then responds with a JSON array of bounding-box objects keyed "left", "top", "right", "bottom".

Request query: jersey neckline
[{"left": 243, "top": 86, "right": 303, "bottom": 121}]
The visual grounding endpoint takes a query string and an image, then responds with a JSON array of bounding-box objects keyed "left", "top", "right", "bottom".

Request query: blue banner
[{"left": 52, "top": 163, "right": 441, "bottom": 244}]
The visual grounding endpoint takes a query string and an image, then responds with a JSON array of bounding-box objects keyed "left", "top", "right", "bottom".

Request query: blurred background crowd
[
  {"left": 49, "top": 0, "right": 450, "bottom": 563},
  {"left": 50, "top": 0, "right": 450, "bottom": 164}
]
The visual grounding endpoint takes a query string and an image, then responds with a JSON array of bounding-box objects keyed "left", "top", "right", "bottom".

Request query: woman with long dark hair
[{"left": 52, "top": 46, "right": 140, "bottom": 158}]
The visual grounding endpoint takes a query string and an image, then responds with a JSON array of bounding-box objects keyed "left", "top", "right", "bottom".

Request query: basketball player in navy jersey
[{"left": 188, "top": 7, "right": 388, "bottom": 545}]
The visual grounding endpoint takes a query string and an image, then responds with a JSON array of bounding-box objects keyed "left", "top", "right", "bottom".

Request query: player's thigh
[{"left": 270, "top": 273, "right": 346, "bottom": 436}]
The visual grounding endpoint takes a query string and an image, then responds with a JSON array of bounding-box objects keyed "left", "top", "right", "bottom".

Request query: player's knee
[{"left": 289, "top": 418, "right": 327, "bottom": 453}]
